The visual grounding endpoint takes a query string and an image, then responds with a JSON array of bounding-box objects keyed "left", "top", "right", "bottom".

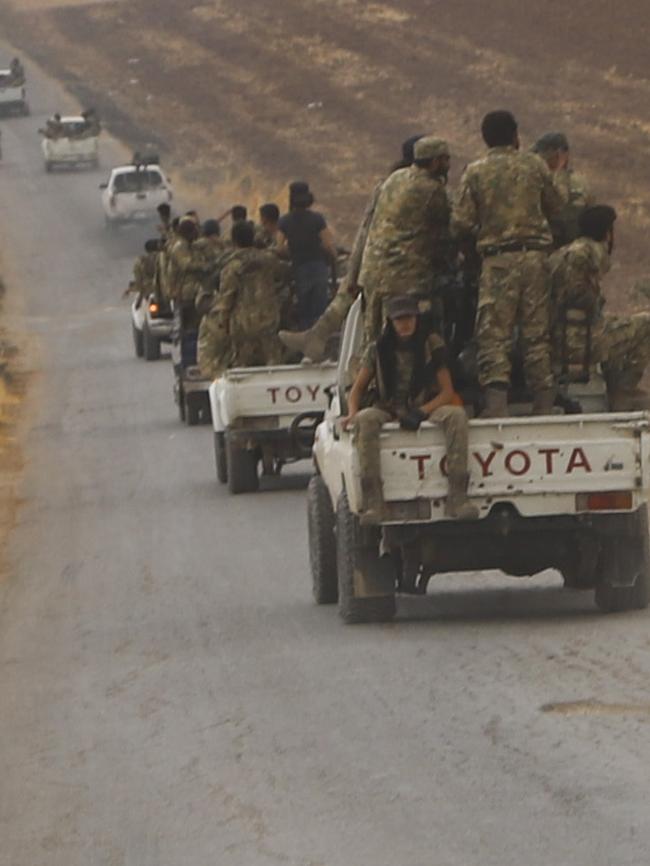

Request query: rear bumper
[{"left": 382, "top": 506, "right": 647, "bottom": 580}]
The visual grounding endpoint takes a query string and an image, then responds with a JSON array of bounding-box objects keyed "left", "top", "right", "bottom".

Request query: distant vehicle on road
[
  {"left": 41, "top": 115, "right": 99, "bottom": 172},
  {"left": 0, "top": 68, "right": 28, "bottom": 116},
  {"left": 100, "top": 155, "right": 172, "bottom": 229},
  {"left": 131, "top": 294, "right": 173, "bottom": 361}
]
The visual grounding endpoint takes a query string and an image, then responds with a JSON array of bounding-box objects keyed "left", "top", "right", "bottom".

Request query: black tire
[
  {"left": 336, "top": 490, "right": 396, "bottom": 624},
  {"left": 214, "top": 432, "right": 228, "bottom": 484},
  {"left": 22, "top": 102, "right": 30, "bottom": 117},
  {"left": 132, "top": 322, "right": 144, "bottom": 358},
  {"left": 185, "top": 393, "right": 201, "bottom": 426},
  {"left": 143, "top": 321, "right": 161, "bottom": 361},
  {"left": 226, "top": 434, "right": 259, "bottom": 494},
  {"left": 308, "top": 475, "right": 338, "bottom": 604},
  {"left": 594, "top": 510, "right": 650, "bottom": 613},
  {"left": 177, "top": 379, "right": 186, "bottom": 422}
]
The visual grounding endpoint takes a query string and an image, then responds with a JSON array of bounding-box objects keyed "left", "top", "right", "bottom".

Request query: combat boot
[
  {"left": 532, "top": 389, "right": 556, "bottom": 416},
  {"left": 481, "top": 386, "right": 508, "bottom": 418},
  {"left": 279, "top": 320, "right": 329, "bottom": 362},
  {"left": 445, "top": 472, "right": 479, "bottom": 521}
]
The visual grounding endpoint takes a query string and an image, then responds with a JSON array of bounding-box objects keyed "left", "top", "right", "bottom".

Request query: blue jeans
[{"left": 293, "top": 260, "right": 330, "bottom": 330}]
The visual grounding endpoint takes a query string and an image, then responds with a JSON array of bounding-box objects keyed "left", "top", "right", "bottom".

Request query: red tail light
[{"left": 576, "top": 492, "right": 633, "bottom": 511}]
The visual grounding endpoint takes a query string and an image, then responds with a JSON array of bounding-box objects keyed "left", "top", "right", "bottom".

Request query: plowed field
[{"left": 2, "top": 0, "right": 650, "bottom": 304}]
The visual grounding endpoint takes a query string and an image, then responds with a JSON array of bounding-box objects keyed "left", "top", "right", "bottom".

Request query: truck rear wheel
[
  {"left": 132, "top": 322, "right": 144, "bottom": 358},
  {"left": 214, "top": 432, "right": 228, "bottom": 484},
  {"left": 336, "top": 490, "right": 396, "bottom": 624},
  {"left": 594, "top": 509, "right": 650, "bottom": 613},
  {"left": 185, "top": 393, "right": 202, "bottom": 426},
  {"left": 308, "top": 475, "right": 338, "bottom": 604},
  {"left": 143, "top": 321, "right": 161, "bottom": 361},
  {"left": 226, "top": 435, "right": 259, "bottom": 494}
]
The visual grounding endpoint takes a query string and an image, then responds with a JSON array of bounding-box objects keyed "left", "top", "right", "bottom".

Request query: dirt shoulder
[
  {"left": 0, "top": 264, "right": 30, "bottom": 579},
  {"left": 2, "top": 0, "right": 650, "bottom": 309}
]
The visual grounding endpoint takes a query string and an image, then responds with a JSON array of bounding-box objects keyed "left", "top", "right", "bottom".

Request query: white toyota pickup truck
[
  {"left": 209, "top": 361, "right": 337, "bottom": 494},
  {"left": 0, "top": 70, "right": 28, "bottom": 116},
  {"left": 42, "top": 116, "right": 99, "bottom": 171},
  {"left": 309, "top": 299, "right": 650, "bottom": 623},
  {"left": 100, "top": 159, "right": 172, "bottom": 228}
]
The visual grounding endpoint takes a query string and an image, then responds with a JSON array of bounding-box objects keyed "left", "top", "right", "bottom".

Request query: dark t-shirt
[{"left": 278, "top": 209, "right": 327, "bottom": 266}]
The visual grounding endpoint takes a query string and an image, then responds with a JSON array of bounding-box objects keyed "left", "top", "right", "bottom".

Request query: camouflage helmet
[{"left": 414, "top": 136, "right": 450, "bottom": 161}]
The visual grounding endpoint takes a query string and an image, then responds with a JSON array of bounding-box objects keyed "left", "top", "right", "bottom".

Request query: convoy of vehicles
[
  {"left": 100, "top": 157, "right": 172, "bottom": 229},
  {"left": 41, "top": 116, "right": 99, "bottom": 171},
  {"left": 209, "top": 361, "right": 337, "bottom": 493},
  {"left": 16, "top": 65, "right": 646, "bottom": 627}
]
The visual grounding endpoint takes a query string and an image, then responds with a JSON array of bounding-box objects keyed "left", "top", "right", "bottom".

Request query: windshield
[
  {"left": 113, "top": 169, "right": 164, "bottom": 194},
  {"left": 62, "top": 121, "right": 87, "bottom": 135}
]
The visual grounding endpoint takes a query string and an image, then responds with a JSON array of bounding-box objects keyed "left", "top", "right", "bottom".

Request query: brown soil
[{"left": 2, "top": 0, "right": 650, "bottom": 310}]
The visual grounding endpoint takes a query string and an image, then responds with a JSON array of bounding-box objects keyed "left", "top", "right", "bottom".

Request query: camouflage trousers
[
  {"left": 553, "top": 311, "right": 650, "bottom": 391},
  {"left": 476, "top": 249, "right": 554, "bottom": 390},
  {"left": 320, "top": 284, "right": 356, "bottom": 332},
  {"left": 352, "top": 404, "right": 470, "bottom": 512}
]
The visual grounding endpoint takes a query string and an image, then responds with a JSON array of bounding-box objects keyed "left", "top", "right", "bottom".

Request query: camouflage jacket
[
  {"left": 358, "top": 165, "right": 451, "bottom": 295},
  {"left": 166, "top": 237, "right": 209, "bottom": 304},
  {"left": 131, "top": 251, "right": 157, "bottom": 296},
  {"left": 364, "top": 330, "right": 447, "bottom": 412},
  {"left": 216, "top": 248, "right": 291, "bottom": 341},
  {"left": 550, "top": 169, "right": 594, "bottom": 247},
  {"left": 550, "top": 236, "right": 610, "bottom": 320},
  {"left": 452, "top": 146, "right": 565, "bottom": 251}
]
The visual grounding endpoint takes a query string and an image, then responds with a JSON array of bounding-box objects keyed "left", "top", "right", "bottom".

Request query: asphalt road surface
[{"left": 1, "top": 60, "right": 650, "bottom": 866}]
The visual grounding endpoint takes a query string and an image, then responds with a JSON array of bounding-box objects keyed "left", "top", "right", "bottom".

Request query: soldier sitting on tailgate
[
  {"left": 550, "top": 205, "right": 650, "bottom": 411},
  {"left": 197, "top": 221, "right": 291, "bottom": 380},
  {"left": 341, "top": 295, "right": 478, "bottom": 525}
]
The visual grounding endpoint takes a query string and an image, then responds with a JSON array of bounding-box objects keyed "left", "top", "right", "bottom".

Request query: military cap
[
  {"left": 387, "top": 295, "right": 420, "bottom": 320},
  {"left": 414, "top": 136, "right": 450, "bottom": 161},
  {"left": 532, "top": 132, "right": 569, "bottom": 154}
]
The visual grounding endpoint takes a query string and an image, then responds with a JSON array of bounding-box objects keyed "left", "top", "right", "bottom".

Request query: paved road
[{"left": 1, "top": 59, "right": 650, "bottom": 866}]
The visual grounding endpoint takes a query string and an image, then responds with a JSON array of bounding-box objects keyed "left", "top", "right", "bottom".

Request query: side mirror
[{"left": 99, "top": 182, "right": 108, "bottom": 190}]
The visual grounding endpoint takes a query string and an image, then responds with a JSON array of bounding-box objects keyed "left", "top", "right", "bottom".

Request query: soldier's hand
[
  {"left": 340, "top": 414, "right": 355, "bottom": 432},
  {"left": 399, "top": 408, "right": 427, "bottom": 431}
]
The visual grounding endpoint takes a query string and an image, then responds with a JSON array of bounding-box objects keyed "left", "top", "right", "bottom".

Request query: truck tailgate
[
  {"left": 377, "top": 413, "right": 648, "bottom": 512},
  {"left": 216, "top": 363, "right": 337, "bottom": 426}
]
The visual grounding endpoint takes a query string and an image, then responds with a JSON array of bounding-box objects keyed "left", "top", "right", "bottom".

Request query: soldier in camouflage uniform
[
  {"left": 550, "top": 205, "right": 650, "bottom": 410},
  {"left": 342, "top": 295, "right": 478, "bottom": 525},
  {"left": 193, "top": 219, "right": 231, "bottom": 315},
  {"left": 255, "top": 203, "right": 281, "bottom": 249},
  {"left": 532, "top": 132, "right": 594, "bottom": 247},
  {"left": 198, "top": 221, "right": 291, "bottom": 380},
  {"left": 358, "top": 136, "right": 452, "bottom": 348},
  {"left": 166, "top": 217, "right": 207, "bottom": 329},
  {"left": 452, "top": 110, "right": 566, "bottom": 416},
  {"left": 125, "top": 239, "right": 160, "bottom": 302},
  {"left": 278, "top": 135, "right": 425, "bottom": 361}
]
